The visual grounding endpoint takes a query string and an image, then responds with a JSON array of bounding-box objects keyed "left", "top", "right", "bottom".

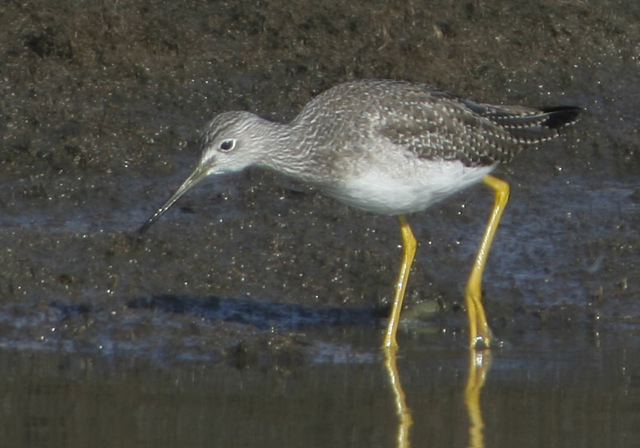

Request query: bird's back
[{"left": 293, "top": 80, "right": 580, "bottom": 167}]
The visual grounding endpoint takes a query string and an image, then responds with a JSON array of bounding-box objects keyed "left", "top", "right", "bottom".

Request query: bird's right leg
[{"left": 383, "top": 215, "right": 417, "bottom": 349}]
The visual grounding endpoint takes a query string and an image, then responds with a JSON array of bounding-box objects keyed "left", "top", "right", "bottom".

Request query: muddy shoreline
[{"left": 0, "top": 1, "right": 638, "bottom": 364}]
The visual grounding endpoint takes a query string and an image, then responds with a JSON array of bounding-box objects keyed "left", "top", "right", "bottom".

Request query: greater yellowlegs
[{"left": 139, "top": 79, "right": 580, "bottom": 349}]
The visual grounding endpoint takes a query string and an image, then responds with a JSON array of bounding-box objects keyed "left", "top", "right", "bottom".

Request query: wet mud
[
  {"left": 0, "top": 1, "right": 639, "bottom": 446},
  {"left": 1, "top": 0, "right": 638, "bottom": 362}
]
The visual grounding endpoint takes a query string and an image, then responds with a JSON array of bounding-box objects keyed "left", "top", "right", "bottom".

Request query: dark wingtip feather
[{"left": 541, "top": 106, "right": 582, "bottom": 129}]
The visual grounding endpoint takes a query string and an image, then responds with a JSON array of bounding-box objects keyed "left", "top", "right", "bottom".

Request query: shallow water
[
  {"left": 1, "top": 1, "right": 639, "bottom": 447},
  {"left": 2, "top": 325, "right": 639, "bottom": 448}
]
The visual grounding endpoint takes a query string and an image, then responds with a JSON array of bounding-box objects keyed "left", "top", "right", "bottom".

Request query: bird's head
[{"left": 138, "top": 111, "right": 271, "bottom": 233}]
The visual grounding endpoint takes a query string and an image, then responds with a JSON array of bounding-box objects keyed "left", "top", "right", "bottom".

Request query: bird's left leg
[{"left": 465, "top": 175, "right": 510, "bottom": 349}]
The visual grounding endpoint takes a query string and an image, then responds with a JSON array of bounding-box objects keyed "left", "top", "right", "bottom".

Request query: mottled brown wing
[{"left": 378, "top": 90, "right": 580, "bottom": 167}]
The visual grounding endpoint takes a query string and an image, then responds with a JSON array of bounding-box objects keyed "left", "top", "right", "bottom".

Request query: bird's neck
[{"left": 256, "top": 120, "right": 315, "bottom": 181}]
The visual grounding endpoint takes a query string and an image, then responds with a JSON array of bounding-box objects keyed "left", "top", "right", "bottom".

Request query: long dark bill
[{"left": 137, "top": 165, "right": 208, "bottom": 234}]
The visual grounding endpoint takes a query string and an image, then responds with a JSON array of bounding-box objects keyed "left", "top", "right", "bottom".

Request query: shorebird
[{"left": 139, "top": 79, "right": 580, "bottom": 349}]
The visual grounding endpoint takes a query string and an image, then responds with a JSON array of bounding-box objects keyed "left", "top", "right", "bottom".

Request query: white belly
[{"left": 323, "top": 159, "right": 495, "bottom": 215}]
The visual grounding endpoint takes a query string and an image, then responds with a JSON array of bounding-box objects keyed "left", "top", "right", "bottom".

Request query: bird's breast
[{"left": 320, "top": 157, "right": 495, "bottom": 215}]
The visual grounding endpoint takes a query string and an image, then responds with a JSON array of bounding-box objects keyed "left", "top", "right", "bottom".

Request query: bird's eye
[{"left": 219, "top": 139, "right": 236, "bottom": 152}]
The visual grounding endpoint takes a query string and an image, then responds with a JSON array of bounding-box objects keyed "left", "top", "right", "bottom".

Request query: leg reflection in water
[
  {"left": 465, "top": 349, "right": 491, "bottom": 448},
  {"left": 383, "top": 347, "right": 492, "bottom": 448},
  {"left": 384, "top": 346, "right": 413, "bottom": 448}
]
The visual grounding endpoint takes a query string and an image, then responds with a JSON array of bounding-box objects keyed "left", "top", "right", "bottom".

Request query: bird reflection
[
  {"left": 384, "top": 346, "right": 413, "bottom": 448},
  {"left": 465, "top": 349, "right": 491, "bottom": 448},
  {"left": 383, "top": 347, "right": 492, "bottom": 448}
]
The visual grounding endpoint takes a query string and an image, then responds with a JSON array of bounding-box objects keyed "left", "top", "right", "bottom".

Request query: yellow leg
[
  {"left": 466, "top": 175, "right": 510, "bottom": 349},
  {"left": 384, "top": 345, "right": 413, "bottom": 448},
  {"left": 383, "top": 215, "right": 417, "bottom": 349},
  {"left": 465, "top": 349, "right": 492, "bottom": 448}
]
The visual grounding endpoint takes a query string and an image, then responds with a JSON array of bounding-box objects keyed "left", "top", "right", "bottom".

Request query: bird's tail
[
  {"left": 537, "top": 106, "right": 582, "bottom": 130},
  {"left": 478, "top": 103, "right": 582, "bottom": 144}
]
